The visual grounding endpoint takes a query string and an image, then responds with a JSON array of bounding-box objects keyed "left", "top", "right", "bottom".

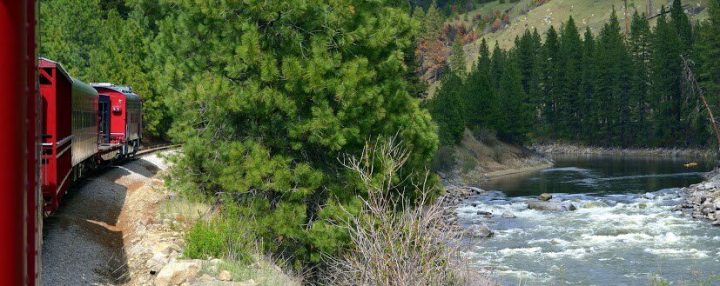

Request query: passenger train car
[
  {"left": 1, "top": 1, "right": 144, "bottom": 283},
  {"left": 39, "top": 58, "right": 144, "bottom": 215}
]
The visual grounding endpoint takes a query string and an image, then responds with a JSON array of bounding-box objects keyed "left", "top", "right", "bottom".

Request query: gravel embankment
[
  {"left": 42, "top": 153, "right": 169, "bottom": 285},
  {"left": 678, "top": 168, "right": 720, "bottom": 226}
]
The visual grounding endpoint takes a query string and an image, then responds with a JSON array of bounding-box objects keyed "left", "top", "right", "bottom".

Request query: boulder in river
[
  {"left": 476, "top": 210, "right": 493, "bottom": 218},
  {"left": 527, "top": 200, "right": 576, "bottom": 211},
  {"left": 501, "top": 211, "right": 516, "bottom": 218},
  {"left": 467, "top": 223, "right": 494, "bottom": 238},
  {"left": 538, "top": 193, "right": 553, "bottom": 201}
]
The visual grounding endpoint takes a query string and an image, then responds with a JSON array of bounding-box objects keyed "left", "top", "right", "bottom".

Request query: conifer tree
[
  {"left": 490, "top": 41, "right": 506, "bottom": 89},
  {"left": 670, "top": 0, "right": 694, "bottom": 53},
  {"left": 148, "top": 0, "right": 439, "bottom": 265},
  {"left": 496, "top": 58, "right": 533, "bottom": 143},
  {"left": 539, "top": 25, "right": 560, "bottom": 135},
  {"left": 429, "top": 73, "right": 466, "bottom": 145},
  {"left": 596, "top": 9, "right": 631, "bottom": 146},
  {"left": 696, "top": 0, "right": 720, "bottom": 120},
  {"left": 477, "top": 38, "right": 492, "bottom": 77},
  {"left": 628, "top": 11, "right": 652, "bottom": 146},
  {"left": 580, "top": 27, "right": 598, "bottom": 143},
  {"left": 557, "top": 16, "right": 583, "bottom": 139},
  {"left": 463, "top": 39, "right": 496, "bottom": 131},
  {"left": 516, "top": 30, "right": 538, "bottom": 95},
  {"left": 652, "top": 6, "right": 684, "bottom": 146}
]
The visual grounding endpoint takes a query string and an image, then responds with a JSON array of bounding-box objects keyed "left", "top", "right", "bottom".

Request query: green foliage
[
  {"left": 184, "top": 202, "right": 256, "bottom": 263},
  {"left": 696, "top": 0, "right": 720, "bottom": 147},
  {"left": 428, "top": 73, "right": 466, "bottom": 145},
  {"left": 39, "top": 0, "right": 172, "bottom": 137},
  {"left": 151, "top": 0, "right": 438, "bottom": 269},
  {"left": 39, "top": 0, "right": 100, "bottom": 77},
  {"left": 184, "top": 222, "right": 225, "bottom": 259}
]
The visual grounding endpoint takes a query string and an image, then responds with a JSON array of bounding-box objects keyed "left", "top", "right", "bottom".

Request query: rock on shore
[{"left": 679, "top": 168, "right": 720, "bottom": 225}]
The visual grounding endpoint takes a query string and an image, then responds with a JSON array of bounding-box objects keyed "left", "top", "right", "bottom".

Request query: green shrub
[{"left": 185, "top": 222, "right": 224, "bottom": 259}]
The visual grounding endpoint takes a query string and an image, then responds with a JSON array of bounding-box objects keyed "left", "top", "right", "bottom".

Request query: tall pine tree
[{"left": 652, "top": 6, "right": 684, "bottom": 146}]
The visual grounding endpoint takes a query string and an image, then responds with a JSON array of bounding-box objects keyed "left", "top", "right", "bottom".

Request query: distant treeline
[{"left": 429, "top": 0, "right": 720, "bottom": 148}]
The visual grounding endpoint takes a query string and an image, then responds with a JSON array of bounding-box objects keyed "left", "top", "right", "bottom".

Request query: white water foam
[{"left": 460, "top": 189, "right": 720, "bottom": 284}]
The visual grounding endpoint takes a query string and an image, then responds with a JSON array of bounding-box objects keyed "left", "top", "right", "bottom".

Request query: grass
[
  {"left": 217, "top": 256, "right": 302, "bottom": 286},
  {"left": 158, "top": 193, "right": 212, "bottom": 230},
  {"left": 160, "top": 193, "right": 301, "bottom": 285}
]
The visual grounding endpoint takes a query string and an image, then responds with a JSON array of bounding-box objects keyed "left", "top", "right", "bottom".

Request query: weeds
[{"left": 324, "top": 137, "right": 493, "bottom": 286}]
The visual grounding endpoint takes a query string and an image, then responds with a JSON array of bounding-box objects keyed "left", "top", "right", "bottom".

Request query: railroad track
[{"left": 136, "top": 144, "right": 181, "bottom": 157}]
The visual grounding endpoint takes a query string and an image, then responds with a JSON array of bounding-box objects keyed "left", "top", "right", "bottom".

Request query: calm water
[{"left": 460, "top": 155, "right": 720, "bottom": 285}]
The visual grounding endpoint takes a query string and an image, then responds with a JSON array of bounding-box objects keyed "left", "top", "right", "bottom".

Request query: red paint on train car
[
  {"left": 93, "top": 85, "right": 142, "bottom": 155},
  {"left": 0, "top": 0, "right": 31, "bottom": 284},
  {"left": 39, "top": 58, "right": 74, "bottom": 214},
  {"left": 26, "top": 1, "right": 41, "bottom": 284}
]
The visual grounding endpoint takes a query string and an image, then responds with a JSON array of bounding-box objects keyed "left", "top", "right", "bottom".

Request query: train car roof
[
  {"left": 38, "top": 57, "right": 71, "bottom": 81},
  {"left": 92, "top": 84, "right": 142, "bottom": 102},
  {"left": 71, "top": 77, "right": 99, "bottom": 97}
]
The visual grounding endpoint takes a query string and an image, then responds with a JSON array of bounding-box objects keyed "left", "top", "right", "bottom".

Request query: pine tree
[
  {"left": 496, "top": 57, "right": 533, "bottom": 143},
  {"left": 651, "top": 6, "right": 684, "bottom": 146},
  {"left": 580, "top": 27, "right": 598, "bottom": 143},
  {"left": 670, "top": 0, "right": 693, "bottom": 53},
  {"left": 557, "top": 16, "right": 583, "bottom": 139},
  {"left": 516, "top": 30, "right": 538, "bottom": 95},
  {"left": 477, "top": 38, "right": 492, "bottom": 77},
  {"left": 148, "top": 0, "right": 439, "bottom": 265},
  {"left": 429, "top": 73, "right": 466, "bottom": 145},
  {"left": 696, "top": 0, "right": 720, "bottom": 128},
  {"left": 539, "top": 25, "right": 560, "bottom": 136},
  {"left": 596, "top": 8, "right": 631, "bottom": 146},
  {"left": 628, "top": 11, "right": 652, "bottom": 146},
  {"left": 490, "top": 41, "right": 506, "bottom": 89},
  {"left": 463, "top": 39, "right": 497, "bottom": 131}
]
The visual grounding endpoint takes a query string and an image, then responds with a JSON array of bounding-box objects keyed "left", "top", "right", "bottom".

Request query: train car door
[{"left": 98, "top": 95, "right": 110, "bottom": 144}]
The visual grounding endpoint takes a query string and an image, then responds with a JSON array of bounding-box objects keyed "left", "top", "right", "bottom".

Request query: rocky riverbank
[
  {"left": 678, "top": 168, "right": 720, "bottom": 226},
  {"left": 533, "top": 143, "right": 716, "bottom": 158}
]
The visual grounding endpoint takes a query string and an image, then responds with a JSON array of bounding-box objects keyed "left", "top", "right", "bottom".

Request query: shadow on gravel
[{"left": 42, "top": 157, "right": 161, "bottom": 285}]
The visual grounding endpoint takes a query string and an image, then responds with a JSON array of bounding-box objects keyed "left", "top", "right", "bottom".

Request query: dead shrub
[{"left": 324, "top": 137, "right": 493, "bottom": 286}]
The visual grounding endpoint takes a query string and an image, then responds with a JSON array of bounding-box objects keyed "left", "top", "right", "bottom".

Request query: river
[{"left": 460, "top": 155, "right": 720, "bottom": 285}]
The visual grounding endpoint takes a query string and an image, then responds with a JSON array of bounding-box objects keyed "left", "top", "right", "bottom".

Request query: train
[
  {"left": 39, "top": 58, "right": 143, "bottom": 214},
  {"left": 1, "top": 1, "right": 144, "bottom": 284}
]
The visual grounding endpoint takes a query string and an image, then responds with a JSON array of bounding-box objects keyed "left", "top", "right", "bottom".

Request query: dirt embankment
[
  {"left": 439, "top": 130, "right": 552, "bottom": 186},
  {"left": 42, "top": 153, "right": 171, "bottom": 285}
]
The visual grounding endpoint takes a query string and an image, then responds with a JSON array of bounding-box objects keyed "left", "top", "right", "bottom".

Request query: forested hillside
[{"left": 428, "top": 0, "right": 720, "bottom": 149}]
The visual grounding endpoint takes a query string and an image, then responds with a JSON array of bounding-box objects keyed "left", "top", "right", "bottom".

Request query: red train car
[
  {"left": 93, "top": 84, "right": 142, "bottom": 157},
  {"left": 0, "top": 0, "right": 40, "bottom": 284},
  {"left": 38, "top": 58, "right": 99, "bottom": 213}
]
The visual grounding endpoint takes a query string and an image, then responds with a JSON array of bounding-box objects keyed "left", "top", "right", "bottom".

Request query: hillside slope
[{"left": 457, "top": 0, "right": 707, "bottom": 64}]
